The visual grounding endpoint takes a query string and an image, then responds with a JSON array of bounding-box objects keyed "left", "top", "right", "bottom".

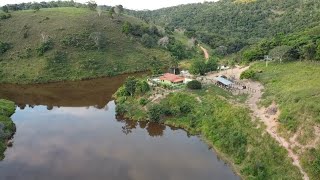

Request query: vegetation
[
  {"left": 0, "top": 99, "right": 16, "bottom": 160},
  {"left": 187, "top": 80, "right": 202, "bottom": 90},
  {"left": 250, "top": 62, "right": 320, "bottom": 179},
  {"left": 114, "top": 84, "right": 302, "bottom": 179},
  {"left": 0, "top": 7, "right": 172, "bottom": 84},
  {"left": 190, "top": 57, "right": 218, "bottom": 75},
  {"left": 240, "top": 69, "right": 256, "bottom": 80},
  {"left": 128, "top": 0, "right": 320, "bottom": 57}
]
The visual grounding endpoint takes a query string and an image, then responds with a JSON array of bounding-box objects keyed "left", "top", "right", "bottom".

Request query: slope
[
  {"left": 128, "top": 0, "right": 320, "bottom": 55},
  {"left": 0, "top": 7, "right": 172, "bottom": 84}
]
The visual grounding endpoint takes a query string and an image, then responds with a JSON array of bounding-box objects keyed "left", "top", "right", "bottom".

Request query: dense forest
[{"left": 127, "top": 0, "right": 320, "bottom": 58}]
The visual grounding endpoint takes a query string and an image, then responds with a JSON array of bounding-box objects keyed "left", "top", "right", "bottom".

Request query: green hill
[
  {"left": 0, "top": 7, "right": 172, "bottom": 84},
  {"left": 128, "top": 0, "right": 320, "bottom": 55}
]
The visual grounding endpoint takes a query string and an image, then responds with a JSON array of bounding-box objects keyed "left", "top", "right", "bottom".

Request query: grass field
[
  {"left": 0, "top": 99, "right": 16, "bottom": 160},
  {"left": 0, "top": 7, "right": 172, "bottom": 84},
  {"left": 251, "top": 62, "right": 320, "bottom": 140},
  {"left": 251, "top": 61, "right": 320, "bottom": 179}
]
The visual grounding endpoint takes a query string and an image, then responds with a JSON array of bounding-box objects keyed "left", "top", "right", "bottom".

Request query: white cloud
[{"left": 0, "top": 0, "right": 217, "bottom": 10}]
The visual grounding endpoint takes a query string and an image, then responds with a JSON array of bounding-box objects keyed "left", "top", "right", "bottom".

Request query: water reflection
[
  {"left": 117, "top": 118, "right": 166, "bottom": 137},
  {"left": 0, "top": 73, "right": 144, "bottom": 108},
  {"left": 0, "top": 76, "right": 239, "bottom": 180}
]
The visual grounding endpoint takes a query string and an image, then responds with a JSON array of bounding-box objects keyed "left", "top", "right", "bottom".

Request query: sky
[{"left": 0, "top": 0, "right": 217, "bottom": 10}]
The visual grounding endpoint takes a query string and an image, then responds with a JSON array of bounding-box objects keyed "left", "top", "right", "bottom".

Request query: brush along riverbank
[
  {"left": 0, "top": 99, "right": 16, "bottom": 160},
  {"left": 113, "top": 77, "right": 302, "bottom": 179}
]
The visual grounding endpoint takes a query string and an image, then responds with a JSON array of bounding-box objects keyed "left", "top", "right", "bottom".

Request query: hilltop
[
  {"left": 0, "top": 7, "right": 172, "bottom": 84},
  {"left": 128, "top": 0, "right": 320, "bottom": 56}
]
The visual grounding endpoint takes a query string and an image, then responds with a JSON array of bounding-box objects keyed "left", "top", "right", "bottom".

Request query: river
[{"left": 0, "top": 75, "right": 239, "bottom": 180}]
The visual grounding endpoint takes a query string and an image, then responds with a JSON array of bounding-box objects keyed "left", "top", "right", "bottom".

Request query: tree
[
  {"left": 2, "top": 5, "right": 8, "bottom": 13},
  {"left": 124, "top": 76, "right": 137, "bottom": 96},
  {"left": 114, "top": 5, "right": 124, "bottom": 15},
  {"left": 32, "top": 3, "right": 41, "bottom": 11},
  {"left": 206, "top": 57, "right": 218, "bottom": 72},
  {"left": 158, "top": 36, "right": 169, "bottom": 48},
  {"left": 302, "top": 43, "right": 317, "bottom": 60},
  {"left": 141, "top": 34, "right": 156, "bottom": 48},
  {"left": 149, "top": 56, "right": 163, "bottom": 75},
  {"left": 190, "top": 59, "right": 207, "bottom": 75},
  {"left": 316, "top": 42, "right": 320, "bottom": 61},
  {"left": 87, "top": 1, "right": 97, "bottom": 11},
  {"left": 122, "top": 21, "right": 132, "bottom": 35},
  {"left": 187, "top": 80, "right": 202, "bottom": 90},
  {"left": 268, "top": 45, "right": 292, "bottom": 63},
  {"left": 108, "top": 7, "right": 115, "bottom": 19}
]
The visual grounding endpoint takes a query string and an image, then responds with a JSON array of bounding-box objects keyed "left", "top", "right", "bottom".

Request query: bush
[
  {"left": 139, "top": 98, "right": 148, "bottom": 106},
  {"left": 36, "top": 39, "right": 53, "bottom": 56},
  {"left": 0, "top": 41, "right": 11, "bottom": 54},
  {"left": 0, "top": 13, "right": 11, "bottom": 20},
  {"left": 187, "top": 80, "right": 202, "bottom": 90},
  {"left": 240, "top": 70, "right": 256, "bottom": 80},
  {"left": 148, "top": 104, "right": 163, "bottom": 122},
  {"left": 136, "top": 80, "right": 150, "bottom": 95},
  {"left": 141, "top": 34, "right": 156, "bottom": 48}
]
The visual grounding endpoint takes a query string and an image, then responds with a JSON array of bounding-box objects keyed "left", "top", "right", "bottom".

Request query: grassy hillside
[
  {"left": 128, "top": 0, "right": 320, "bottom": 55},
  {"left": 250, "top": 62, "right": 320, "bottom": 179},
  {"left": 0, "top": 99, "right": 15, "bottom": 160},
  {"left": 0, "top": 7, "right": 172, "bottom": 84}
]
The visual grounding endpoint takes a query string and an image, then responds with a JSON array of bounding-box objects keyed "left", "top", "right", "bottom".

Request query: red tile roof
[{"left": 159, "top": 73, "right": 185, "bottom": 83}]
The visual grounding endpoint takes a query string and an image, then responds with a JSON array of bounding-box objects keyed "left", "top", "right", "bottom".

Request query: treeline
[
  {"left": 240, "top": 26, "right": 320, "bottom": 62},
  {"left": 122, "top": 21, "right": 193, "bottom": 60},
  {"left": 127, "top": 0, "right": 320, "bottom": 56},
  {"left": 1, "top": 1, "right": 90, "bottom": 12}
]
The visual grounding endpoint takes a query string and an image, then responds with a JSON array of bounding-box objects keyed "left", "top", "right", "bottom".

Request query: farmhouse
[{"left": 159, "top": 73, "right": 185, "bottom": 84}]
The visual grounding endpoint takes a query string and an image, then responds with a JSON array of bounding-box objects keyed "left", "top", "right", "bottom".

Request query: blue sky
[{"left": 1, "top": 0, "right": 217, "bottom": 10}]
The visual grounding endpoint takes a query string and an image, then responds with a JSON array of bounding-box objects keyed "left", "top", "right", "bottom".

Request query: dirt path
[
  {"left": 199, "top": 45, "right": 209, "bottom": 60},
  {"left": 204, "top": 66, "right": 309, "bottom": 180},
  {"left": 247, "top": 81, "right": 309, "bottom": 180}
]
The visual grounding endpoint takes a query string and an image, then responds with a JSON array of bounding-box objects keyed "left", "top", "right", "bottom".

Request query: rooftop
[
  {"left": 215, "top": 76, "right": 233, "bottom": 86},
  {"left": 160, "top": 73, "right": 185, "bottom": 83}
]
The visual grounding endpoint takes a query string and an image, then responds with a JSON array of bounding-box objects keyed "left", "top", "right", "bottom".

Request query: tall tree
[
  {"left": 124, "top": 76, "right": 137, "bottom": 97},
  {"left": 2, "top": 5, "right": 9, "bottom": 13},
  {"left": 269, "top": 45, "right": 292, "bottom": 63},
  {"left": 87, "top": 0, "right": 97, "bottom": 11}
]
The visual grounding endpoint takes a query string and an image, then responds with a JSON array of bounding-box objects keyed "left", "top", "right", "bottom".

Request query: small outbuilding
[{"left": 215, "top": 76, "right": 233, "bottom": 87}]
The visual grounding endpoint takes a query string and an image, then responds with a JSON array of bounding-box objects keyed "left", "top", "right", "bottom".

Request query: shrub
[
  {"left": 148, "top": 104, "right": 163, "bottom": 122},
  {"left": 124, "top": 76, "right": 137, "bottom": 96},
  {"left": 0, "top": 41, "right": 11, "bottom": 54},
  {"left": 36, "top": 39, "right": 53, "bottom": 56},
  {"left": 0, "top": 13, "right": 11, "bottom": 20},
  {"left": 240, "top": 70, "right": 256, "bottom": 80},
  {"left": 187, "top": 80, "right": 202, "bottom": 90},
  {"left": 136, "top": 80, "right": 150, "bottom": 95},
  {"left": 141, "top": 34, "right": 156, "bottom": 48},
  {"left": 139, "top": 98, "right": 148, "bottom": 106}
]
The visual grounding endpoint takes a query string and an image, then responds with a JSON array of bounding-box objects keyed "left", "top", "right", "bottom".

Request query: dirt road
[
  {"left": 205, "top": 66, "right": 309, "bottom": 180},
  {"left": 200, "top": 46, "right": 209, "bottom": 60}
]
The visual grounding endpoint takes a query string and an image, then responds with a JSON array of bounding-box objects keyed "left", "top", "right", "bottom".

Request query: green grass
[
  {"left": 250, "top": 61, "right": 320, "bottom": 179},
  {"left": 115, "top": 83, "right": 302, "bottom": 179},
  {"left": 0, "top": 99, "right": 16, "bottom": 160},
  {"left": 0, "top": 7, "right": 172, "bottom": 84},
  {"left": 251, "top": 62, "right": 320, "bottom": 137}
]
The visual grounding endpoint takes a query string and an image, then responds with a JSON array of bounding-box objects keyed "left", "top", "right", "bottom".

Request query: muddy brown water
[{"left": 0, "top": 75, "right": 239, "bottom": 180}]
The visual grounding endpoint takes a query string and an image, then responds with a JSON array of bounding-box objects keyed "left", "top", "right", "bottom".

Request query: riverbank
[
  {"left": 114, "top": 78, "right": 303, "bottom": 179},
  {"left": 0, "top": 99, "right": 16, "bottom": 160}
]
